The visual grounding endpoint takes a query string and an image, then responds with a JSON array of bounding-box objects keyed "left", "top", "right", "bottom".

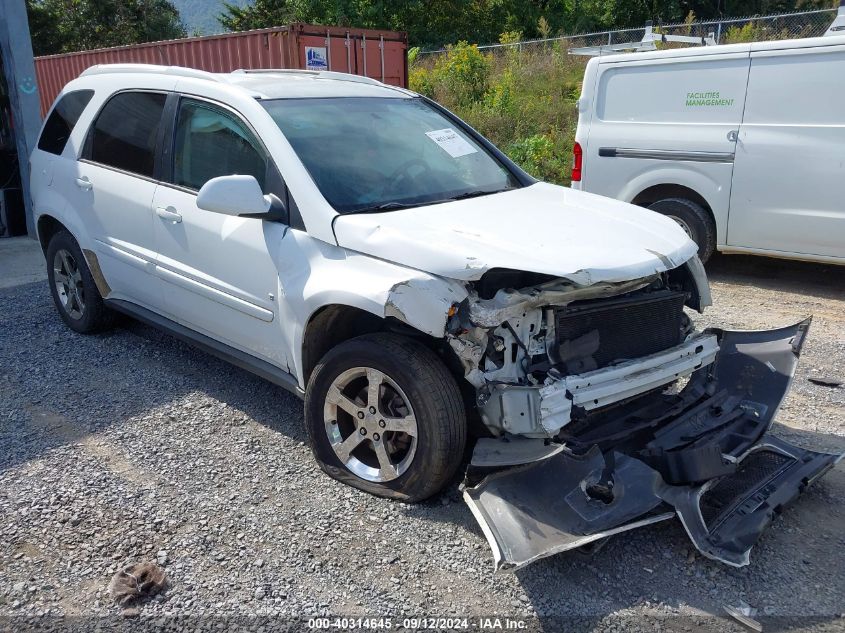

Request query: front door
[
  {"left": 152, "top": 96, "right": 289, "bottom": 369},
  {"left": 727, "top": 44, "right": 845, "bottom": 258}
]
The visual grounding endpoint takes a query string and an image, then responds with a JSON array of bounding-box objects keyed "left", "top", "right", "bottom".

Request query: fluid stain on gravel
[{"left": 1, "top": 255, "right": 844, "bottom": 629}]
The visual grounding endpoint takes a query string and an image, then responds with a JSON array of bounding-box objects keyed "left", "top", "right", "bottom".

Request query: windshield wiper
[
  {"left": 344, "top": 201, "right": 428, "bottom": 215},
  {"left": 446, "top": 188, "right": 513, "bottom": 201},
  {"left": 343, "top": 188, "right": 515, "bottom": 216}
]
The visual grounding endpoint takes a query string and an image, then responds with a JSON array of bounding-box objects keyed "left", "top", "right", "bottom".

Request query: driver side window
[{"left": 172, "top": 99, "right": 267, "bottom": 192}]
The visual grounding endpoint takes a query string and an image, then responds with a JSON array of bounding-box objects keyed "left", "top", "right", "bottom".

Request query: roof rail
[
  {"left": 80, "top": 64, "right": 224, "bottom": 83},
  {"left": 232, "top": 68, "right": 384, "bottom": 86}
]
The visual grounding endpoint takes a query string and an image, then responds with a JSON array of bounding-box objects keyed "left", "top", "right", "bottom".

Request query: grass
[{"left": 410, "top": 41, "right": 587, "bottom": 186}]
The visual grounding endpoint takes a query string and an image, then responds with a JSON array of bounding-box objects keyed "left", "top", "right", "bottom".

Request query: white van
[{"left": 571, "top": 32, "right": 845, "bottom": 264}]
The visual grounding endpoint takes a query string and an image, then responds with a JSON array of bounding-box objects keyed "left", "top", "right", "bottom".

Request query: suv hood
[{"left": 332, "top": 182, "right": 697, "bottom": 285}]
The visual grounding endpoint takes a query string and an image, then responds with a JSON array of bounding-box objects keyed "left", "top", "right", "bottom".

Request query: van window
[
  {"left": 37, "top": 90, "right": 94, "bottom": 155},
  {"left": 172, "top": 99, "right": 267, "bottom": 191},
  {"left": 596, "top": 58, "right": 749, "bottom": 124},
  {"left": 87, "top": 91, "right": 167, "bottom": 178},
  {"left": 743, "top": 51, "right": 845, "bottom": 125}
]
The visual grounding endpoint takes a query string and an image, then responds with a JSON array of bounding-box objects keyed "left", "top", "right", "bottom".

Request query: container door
[
  {"left": 354, "top": 36, "right": 406, "bottom": 85},
  {"left": 727, "top": 45, "right": 845, "bottom": 258},
  {"left": 299, "top": 33, "right": 357, "bottom": 74},
  {"left": 583, "top": 52, "right": 750, "bottom": 244}
]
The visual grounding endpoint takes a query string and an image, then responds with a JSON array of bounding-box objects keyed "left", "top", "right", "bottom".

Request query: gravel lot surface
[{"left": 1, "top": 252, "right": 844, "bottom": 632}]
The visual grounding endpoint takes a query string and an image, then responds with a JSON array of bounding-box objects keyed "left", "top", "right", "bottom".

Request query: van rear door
[
  {"left": 727, "top": 40, "right": 845, "bottom": 259},
  {"left": 582, "top": 48, "right": 750, "bottom": 242}
]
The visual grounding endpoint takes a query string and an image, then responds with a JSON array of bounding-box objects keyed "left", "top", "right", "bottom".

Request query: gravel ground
[{"left": 1, "top": 252, "right": 844, "bottom": 632}]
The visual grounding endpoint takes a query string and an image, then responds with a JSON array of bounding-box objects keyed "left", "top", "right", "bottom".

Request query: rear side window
[
  {"left": 37, "top": 90, "right": 94, "bottom": 155},
  {"left": 86, "top": 91, "right": 167, "bottom": 178}
]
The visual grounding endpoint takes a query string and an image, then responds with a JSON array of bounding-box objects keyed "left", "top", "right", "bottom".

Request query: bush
[
  {"left": 408, "top": 38, "right": 585, "bottom": 185},
  {"left": 506, "top": 134, "right": 569, "bottom": 183},
  {"left": 409, "top": 64, "right": 436, "bottom": 98},
  {"left": 432, "top": 41, "right": 490, "bottom": 106},
  {"left": 723, "top": 22, "right": 763, "bottom": 43}
]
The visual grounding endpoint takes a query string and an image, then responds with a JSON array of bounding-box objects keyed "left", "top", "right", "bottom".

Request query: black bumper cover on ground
[{"left": 464, "top": 319, "right": 842, "bottom": 570}]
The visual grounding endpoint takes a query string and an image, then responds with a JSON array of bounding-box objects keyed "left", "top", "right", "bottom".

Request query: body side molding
[{"left": 106, "top": 299, "right": 304, "bottom": 398}]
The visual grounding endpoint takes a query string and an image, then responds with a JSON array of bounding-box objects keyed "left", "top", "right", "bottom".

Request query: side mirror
[{"left": 196, "top": 175, "right": 282, "bottom": 219}]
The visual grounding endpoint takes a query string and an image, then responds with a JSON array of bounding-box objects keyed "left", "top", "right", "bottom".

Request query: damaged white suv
[{"left": 31, "top": 64, "right": 840, "bottom": 570}]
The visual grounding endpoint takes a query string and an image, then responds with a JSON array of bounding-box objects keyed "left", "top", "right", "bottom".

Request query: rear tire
[
  {"left": 305, "top": 333, "right": 466, "bottom": 502},
  {"left": 46, "top": 230, "right": 115, "bottom": 334},
  {"left": 647, "top": 197, "right": 716, "bottom": 263}
]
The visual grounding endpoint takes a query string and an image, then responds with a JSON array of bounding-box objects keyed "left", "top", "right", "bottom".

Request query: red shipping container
[{"left": 34, "top": 23, "right": 408, "bottom": 116}]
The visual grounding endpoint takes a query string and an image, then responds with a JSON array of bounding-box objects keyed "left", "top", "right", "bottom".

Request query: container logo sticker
[
  {"left": 685, "top": 91, "right": 735, "bottom": 107},
  {"left": 425, "top": 128, "right": 478, "bottom": 158},
  {"left": 306, "top": 47, "right": 328, "bottom": 70}
]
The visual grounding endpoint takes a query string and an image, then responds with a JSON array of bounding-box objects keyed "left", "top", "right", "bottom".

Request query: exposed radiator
[{"left": 554, "top": 290, "right": 687, "bottom": 373}]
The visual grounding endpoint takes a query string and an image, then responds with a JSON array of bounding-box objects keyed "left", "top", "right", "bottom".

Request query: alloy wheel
[
  {"left": 323, "top": 366, "right": 418, "bottom": 482},
  {"left": 53, "top": 249, "right": 85, "bottom": 320}
]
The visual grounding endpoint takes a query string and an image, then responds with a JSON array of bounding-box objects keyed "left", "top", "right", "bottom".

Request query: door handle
[
  {"left": 727, "top": 130, "right": 739, "bottom": 142},
  {"left": 155, "top": 206, "right": 182, "bottom": 223},
  {"left": 75, "top": 177, "right": 93, "bottom": 191}
]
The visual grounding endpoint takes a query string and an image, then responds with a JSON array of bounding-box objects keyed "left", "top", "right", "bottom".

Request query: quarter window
[
  {"left": 172, "top": 99, "right": 267, "bottom": 191},
  {"left": 87, "top": 91, "right": 166, "bottom": 178},
  {"left": 37, "top": 90, "right": 94, "bottom": 155}
]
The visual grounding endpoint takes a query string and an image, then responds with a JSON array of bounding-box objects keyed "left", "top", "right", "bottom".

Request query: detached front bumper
[{"left": 463, "top": 319, "right": 842, "bottom": 570}]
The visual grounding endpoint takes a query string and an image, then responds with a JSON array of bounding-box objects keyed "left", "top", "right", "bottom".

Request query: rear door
[
  {"left": 66, "top": 90, "right": 168, "bottom": 310},
  {"left": 727, "top": 42, "right": 845, "bottom": 258}
]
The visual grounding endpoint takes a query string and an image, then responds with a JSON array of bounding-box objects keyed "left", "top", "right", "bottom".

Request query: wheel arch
[
  {"left": 299, "top": 303, "right": 450, "bottom": 390},
  {"left": 630, "top": 183, "right": 713, "bottom": 217},
  {"left": 617, "top": 167, "right": 728, "bottom": 245},
  {"left": 37, "top": 213, "right": 111, "bottom": 297},
  {"left": 36, "top": 214, "right": 69, "bottom": 254}
]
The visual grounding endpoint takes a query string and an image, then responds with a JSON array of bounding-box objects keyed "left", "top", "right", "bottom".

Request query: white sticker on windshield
[{"left": 425, "top": 128, "right": 478, "bottom": 158}]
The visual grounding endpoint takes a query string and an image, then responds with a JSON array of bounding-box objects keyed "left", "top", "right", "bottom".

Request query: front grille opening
[
  {"left": 554, "top": 290, "right": 687, "bottom": 374},
  {"left": 699, "top": 450, "right": 794, "bottom": 530}
]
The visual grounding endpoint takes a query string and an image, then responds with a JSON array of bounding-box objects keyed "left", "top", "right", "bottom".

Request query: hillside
[{"left": 171, "top": 0, "right": 249, "bottom": 35}]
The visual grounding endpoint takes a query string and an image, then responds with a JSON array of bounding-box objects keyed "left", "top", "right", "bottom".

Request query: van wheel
[
  {"left": 46, "top": 230, "right": 115, "bottom": 333},
  {"left": 648, "top": 198, "right": 716, "bottom": 263},
  {"left": 305, "top": 333, "right": 466, "bottom": 503}
]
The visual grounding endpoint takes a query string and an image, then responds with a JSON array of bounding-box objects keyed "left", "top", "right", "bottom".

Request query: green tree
[
  {"left": 26, "top": 0, "right": 186, "bottom": 56},
  {"left": 216, "top": 0, "right": 836, "bottom": 48}
]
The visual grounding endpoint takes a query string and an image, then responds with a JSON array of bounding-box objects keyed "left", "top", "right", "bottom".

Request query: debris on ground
[
  {"left": 724, "top": 600, "right": 763, "bottom": 632},
  {"left": 808, "top": 376, "right": 842, "bottom": 388},
  {"left": 108, "top": 561, "right": 168, "bottom": 607}
]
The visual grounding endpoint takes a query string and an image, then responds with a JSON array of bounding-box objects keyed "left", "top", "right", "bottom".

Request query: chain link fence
[{"left": 419, "top": 7, "right": 838, "bottom": 58}]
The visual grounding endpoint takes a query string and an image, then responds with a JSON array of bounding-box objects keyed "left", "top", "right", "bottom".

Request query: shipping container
[{"left": 34, "top": 23, "right": 408, "bottom": 116}]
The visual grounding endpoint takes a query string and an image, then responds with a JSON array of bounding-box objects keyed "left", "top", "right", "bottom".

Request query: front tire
[
  {"left": 46, "top": 230, "right": 115, "bottom": 333},
  {"left": 647, "top": 197, "right": 716, "bottom": 263},
  {"left": 305, "top": 333, "right": 466, "bottom": 502}
]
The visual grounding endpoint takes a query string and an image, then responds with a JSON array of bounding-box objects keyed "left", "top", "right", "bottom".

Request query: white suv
[{"left": 30, "top": 64, "right": 839, "bottom": 570}]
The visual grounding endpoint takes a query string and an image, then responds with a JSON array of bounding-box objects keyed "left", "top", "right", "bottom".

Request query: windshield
[{"left": 262, "top": 97, "right": 520, "bottom": 214}]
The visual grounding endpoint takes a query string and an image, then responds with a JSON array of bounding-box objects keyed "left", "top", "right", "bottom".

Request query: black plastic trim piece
[
  {"left": 106, "top": 299, "right": 304, "bottom": 399},
  {"left": 598, "top": 147, "right": 735, "bottom": 163}
]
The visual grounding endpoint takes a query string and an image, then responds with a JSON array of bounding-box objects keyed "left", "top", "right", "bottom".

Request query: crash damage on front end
[
  {"left": 439, "top": 260, "right": 841, "bottom": 572},
  {"left": 334, "top": 185, "right": 842, "bottom": 572}
]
